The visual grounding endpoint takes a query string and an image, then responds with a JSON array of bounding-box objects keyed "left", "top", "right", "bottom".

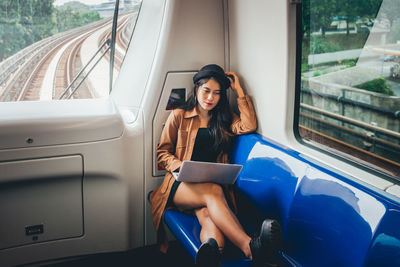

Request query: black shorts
[{"left": 167, "top": 180, "right": 181, "bottom": 207}]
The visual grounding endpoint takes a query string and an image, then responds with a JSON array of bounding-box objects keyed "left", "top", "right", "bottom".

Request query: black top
[
  {"left": 190, "top": 128, "right": 220, "bottom": 162},
  {"left": 167, "top": 128, "right": 220, "bottom": 207}
]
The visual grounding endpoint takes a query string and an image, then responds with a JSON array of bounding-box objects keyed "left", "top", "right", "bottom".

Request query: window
[
  {"left": 297, "top": 0, "right": 400, "bottom": 179},
  {"left": 0, "top": 0, "right": 141, "bottom": 102}
]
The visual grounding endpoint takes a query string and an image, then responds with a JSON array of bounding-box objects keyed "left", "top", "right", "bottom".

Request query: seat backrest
[
  {"left": 230, "top": 134, "right": 400, "bottom": 266},
  {"left": 230, "top": 134, "right": 304, "bottom": 232}
]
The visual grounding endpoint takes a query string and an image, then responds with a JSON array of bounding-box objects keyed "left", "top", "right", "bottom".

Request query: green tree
[
  {"left": 355, "top": 77, "right": 395, "bottom": 96},
  {"left": 306, "top": 0, "right": 383, "bottom": 36},
  {"left": 362, "top": 0, "right": 382, "bottom": 18},
  {"left": 19, "top": 0, "right": 35, "bottom": 46},
  {"left": 81, "top": 10, "right": 101, "bottom": 25},
  {"left": 0, "top": 0, "right": 58, "bottom": 60},
  {"left": 335, "top": 0, "right": 382, "bottom": 35},
  {"left": 55, "top": 6, "right": 101, "bottom": 33},
  {"left": 0, "top": 0, "right": 101, "bottom": 62},
  {"left": 0, "top": 0, "right": 31, "bottom": 60},
  {"left": 336, "top": 0, "right": 362, "bottom": 35},
  {"left": 302, "top": 0, "right": 311, "bottom": 38},
  {"left": 31, "top": 0, "right": 56, "bottom": 42},
  {"left": 309, "top": 0, "right": 338, "bottom": 37}
]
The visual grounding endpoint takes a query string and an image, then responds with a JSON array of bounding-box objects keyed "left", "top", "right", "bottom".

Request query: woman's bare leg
[
  {"left": 195, "top": 207, "right": 225, "bottom": 252},
  {"left": 173, "top": 182, "right": 252, "bottom": 258}
]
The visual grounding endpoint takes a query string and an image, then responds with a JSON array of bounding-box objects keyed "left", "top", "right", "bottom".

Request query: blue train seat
[{"left": 161, "top": 134, "right": 400, "bottom": 266}]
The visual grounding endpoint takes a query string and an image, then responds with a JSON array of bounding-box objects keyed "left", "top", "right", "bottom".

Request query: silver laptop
[{"left": 172, "top": 161, "right": 243, "bottom": 184}]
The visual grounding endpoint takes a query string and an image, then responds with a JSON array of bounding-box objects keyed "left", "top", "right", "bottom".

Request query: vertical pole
[{"left": 109, "top": 0, "right": 120, "bottom": 93}]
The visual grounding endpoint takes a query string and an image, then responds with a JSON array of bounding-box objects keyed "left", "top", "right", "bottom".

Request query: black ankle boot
[
  {"left": 195, "top": 238, "right": 221, "bottom": 267},
  {"left": 249, "top": 219, "right": 282, "bottom": 266}
]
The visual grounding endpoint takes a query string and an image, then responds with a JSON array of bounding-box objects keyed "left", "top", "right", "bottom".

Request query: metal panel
[{"left": 0, "top": 155, "right": 83, "bottom": 250}]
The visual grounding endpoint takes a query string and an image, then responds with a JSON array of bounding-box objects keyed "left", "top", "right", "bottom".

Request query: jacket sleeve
[
  {"left": 231, "top": 95, "right": 258, "bottom": 134},
  {"left": 157, "top": 110, "right": 183, "bottom": 172}
]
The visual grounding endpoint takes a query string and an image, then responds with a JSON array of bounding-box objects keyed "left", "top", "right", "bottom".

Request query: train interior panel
[{"left": 0, "top": 0, "right": 399, "bottom": 266}]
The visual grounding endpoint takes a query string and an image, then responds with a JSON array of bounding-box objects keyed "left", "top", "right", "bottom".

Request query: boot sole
[
  {"left": 195, "top": 238, "right": 221, "bottom": 267},
  {"left": 261, "top": 219, "right": 283, "bottom": 252}
]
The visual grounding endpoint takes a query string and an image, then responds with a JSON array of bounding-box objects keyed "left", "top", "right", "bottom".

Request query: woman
[{"left": 150, "top": 64, "right": 281, "bottom": 267}]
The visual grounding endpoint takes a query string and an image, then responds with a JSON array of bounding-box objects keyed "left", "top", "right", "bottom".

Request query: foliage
[
  {"left": 310, "top": 36, "right": 344, "bottom": 54},
  {"left": 56, "top": 0, "right": 100, "bottom": 33},
  {"left": 354, "top": 78, "right": 395, "bottom": 96},
  {"left": 335, "top": 0, "right": 357, "bottom": 35},
  {"left": 302, "top": 33, "right": 367, "bottom": 67},
  {"left": 337, "top": 0, "right": 381, "bottom": 34},
  {"left": 0, "top": 19, "right": 27, "bottom": 61},
  {"left": 301, "top": 62, "right": 309, "bottom": 72},
  {"left": 303, "top": 0, "right": 398, "bottom": 38},
  {"left": 308, "top": 0, "right": 338, "bottom": 36},
  {"left": 303, "top": 0, "right": 382, "bottom": 37},
  {"left": 32, "top": 0, "right": 57, "bottom": 41},
  {"left": 313, "top": 70, "right": 321, "bottom": 77},
  {"left": 302, "top": 57, "right": 359, "bottom": 74},
  {"left": 57, "top": 1, "right": 89, "bottom": 11},
  {"left": 341, "top": 58, "right": 358, "bottom": 65},
  {"left": 302, "top": 0, "right": 311, "bottom": 38},
  {"left": 55, "top": 7, "right": 100, "bottom": 33},
  {"left": 0, "top": 0, "right": 52, "bottom": 60},
  {"left": 346, "top": 61, "right": 356, "bottom": 68},
  {"left": 0, "top": 0, "right": 101, "bottom": 61}
]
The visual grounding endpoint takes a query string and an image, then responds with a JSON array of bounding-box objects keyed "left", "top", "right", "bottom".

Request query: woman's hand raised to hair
[{"left": 225, "top": 72, "right": 245, "bottom": 98}]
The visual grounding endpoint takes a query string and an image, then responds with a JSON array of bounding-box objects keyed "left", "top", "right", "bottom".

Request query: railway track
[
  {"left": 0, "top": 12, "right": 136, "bottom": 102},
  {"left": 299, "top": 124, "right": 400, "bottom": 178},
  {"left": 98, "top": 13, "right": 132, "bottom": 72},
  {"left": 0, "top": 18, "right": 108, "bottom": 101}
]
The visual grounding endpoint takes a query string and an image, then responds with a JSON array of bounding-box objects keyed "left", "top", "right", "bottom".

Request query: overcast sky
[{"left": 54, "top": 0, "right": 113, "bottom": 6}]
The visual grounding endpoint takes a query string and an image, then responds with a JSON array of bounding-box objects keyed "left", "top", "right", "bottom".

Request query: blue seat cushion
[
  {"left": 164, "top": 210, "right": 252, "bottom": 266},
  {"left": 164, "top": 210, "right": 201, "bottom": 260}
]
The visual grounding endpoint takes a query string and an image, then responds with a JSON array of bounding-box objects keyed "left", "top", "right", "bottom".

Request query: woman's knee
[
  {"left": 195, "top": 207, "right": 210, "bottom": 221},
  {"left": 204, "top": 183, "right": 225, "bottom": 202}
]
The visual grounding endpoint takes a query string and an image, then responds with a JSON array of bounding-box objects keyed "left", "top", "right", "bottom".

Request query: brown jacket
[{"left": 149, "top": 95, "right": 257, "bottom": 252}]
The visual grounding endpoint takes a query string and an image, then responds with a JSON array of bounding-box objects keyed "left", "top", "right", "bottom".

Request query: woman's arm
[
  {"left": 225, "top": 72, "right": 258, "bottom": 134},
  {"left": 157, "top": 110, "right": 183, "bottom": 172}
]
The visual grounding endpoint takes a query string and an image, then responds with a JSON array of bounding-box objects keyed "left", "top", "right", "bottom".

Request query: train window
[
  {"left": 0, "top": 0, "right": 141, "bottom": 102},
  {"left": 297, "top": 0, "right": 400, "bottom": 179}
]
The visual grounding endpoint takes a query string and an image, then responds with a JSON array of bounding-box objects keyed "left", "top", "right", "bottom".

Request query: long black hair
[{"left": 181, "top": 77, "right": 233, "bottom": 154}]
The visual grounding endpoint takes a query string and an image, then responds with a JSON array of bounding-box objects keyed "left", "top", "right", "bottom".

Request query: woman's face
[{"left": 196, "top": 78, "right": 221, "bottom": 112}]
